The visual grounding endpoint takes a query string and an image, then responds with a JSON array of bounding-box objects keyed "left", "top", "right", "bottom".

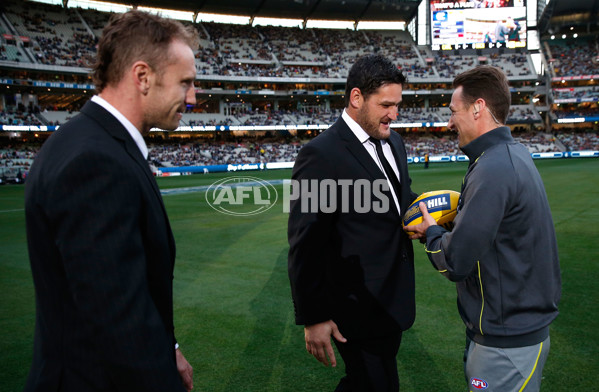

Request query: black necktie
[{"left": 369, "top": 137, "right": 402, "bottom": 202}]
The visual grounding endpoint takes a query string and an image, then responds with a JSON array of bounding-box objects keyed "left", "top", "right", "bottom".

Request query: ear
[
  {"left": 131, "top": 61, "right": 152, "bottom": 95},
  {"left": 473, "top": 99, "right": 485, "bottom": 115},
  {"left": 348, "top": 87, "right": 363, "bottom": 109}
]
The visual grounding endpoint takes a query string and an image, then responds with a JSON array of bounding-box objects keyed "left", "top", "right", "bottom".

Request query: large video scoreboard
[{"left": 430, "top": 0, "right": 527, "bottom": 51}]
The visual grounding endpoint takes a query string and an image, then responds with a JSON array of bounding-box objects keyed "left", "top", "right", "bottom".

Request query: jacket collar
[
  {"left": 460, "top": 126, "right": 513, "bottom": 163},
  {"left": 337, "top": 116, "right": 387, "bottom": 181},
  {"left": 80, "top": 101, "right": 161, "bottom": 199},
  {"left": 336, "top": 116, "right": 405, "bottom": 217},
  {"left": 91, "top": 95, "right": 148, "bottom": 159},
  {"left": 81, "top": 100, "right": 176, "bottom": 261}
]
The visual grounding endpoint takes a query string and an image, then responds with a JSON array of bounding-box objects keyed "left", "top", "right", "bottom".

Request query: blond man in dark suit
[{"left": 24, "top": 11, "right": 197, "bottom": 391}]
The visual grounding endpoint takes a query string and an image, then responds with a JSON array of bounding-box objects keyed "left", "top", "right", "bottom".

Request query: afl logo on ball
[{"left": 470, "top": 378, "right": 488, "bottom": 389}]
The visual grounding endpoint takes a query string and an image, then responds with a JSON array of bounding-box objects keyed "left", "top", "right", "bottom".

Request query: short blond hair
[{"left": 92, "top": 10, "right": 199, "bottom": 93}]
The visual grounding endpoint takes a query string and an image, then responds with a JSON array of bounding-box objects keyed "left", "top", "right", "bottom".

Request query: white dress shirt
[
  {"left": 91, "top": 95, "right": 148, "bottom": 159},
  {"left": 341, "top": 109, "right": 401, "bottom": 213}
]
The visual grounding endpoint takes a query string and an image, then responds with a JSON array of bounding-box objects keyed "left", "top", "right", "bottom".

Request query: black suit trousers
[{"left": 333, "top": 332, "right": 403, "bottom": 392}]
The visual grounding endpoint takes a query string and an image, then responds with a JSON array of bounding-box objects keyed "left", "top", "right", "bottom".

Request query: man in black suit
[
  {"left": 24, "top": 11, "right": 197, "bottom": 391},
  {"left": 288, "top": 55, "right": 418, "bottom": 391}
]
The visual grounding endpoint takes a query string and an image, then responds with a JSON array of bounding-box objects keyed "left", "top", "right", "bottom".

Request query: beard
[{"left": 356, "top": 109, "right": 391, "bottom": 140}]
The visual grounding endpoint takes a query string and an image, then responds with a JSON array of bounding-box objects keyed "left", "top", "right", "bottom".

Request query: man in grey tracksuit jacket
[
  {"left": 405, "top": 66, "right": 561, "bottom": 392},
  {"left": 426, "top": 125, "right": 561, "bottom": 348}
]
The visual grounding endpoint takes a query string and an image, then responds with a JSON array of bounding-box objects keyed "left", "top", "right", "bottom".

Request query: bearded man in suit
[
  {"left": 288, "top": 54, "right": 418, "bottom": 391},
  {"left": 24, "top": 10, "right": 197, "bottom": 391}
]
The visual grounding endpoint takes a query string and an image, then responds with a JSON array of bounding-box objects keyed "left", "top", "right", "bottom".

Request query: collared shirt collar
[
  {"left": 341, "top": 109, "right": 401, "bottom": 213},
  {"left": 91, "top": 95, "right": 148, "bottom": 159},
  {"left": 342, "top": 109, "right": 371, "bottom": 144},
  {"left": 460, "top": 126, "right": 513, "bottom": 162}
]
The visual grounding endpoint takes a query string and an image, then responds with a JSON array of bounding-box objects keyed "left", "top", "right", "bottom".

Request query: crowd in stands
[
  {"left": 1, "top": 2, "right": 596, "bottom": 81},
  {"left": 558, "top": 130, "right": 599, "bottom": 151},
  {"left": 1, "top": 130, "right": 596, "bottom": 173},
  {"left": 435, "top": 54, "right": 477, "bottom": 79},
  {"left": 1, "top": 0, "right": 599, "bottom": 160},
  {"left": 0, "top": 0, "right": 536, "bottom": 80},
  {"left": 553, "top": 86, "right": 599, "bottom": 101},
  {"left": 33, "top": 32, "right": 97, "bottom": 67},
  {"left": 434, "top": 105, "right": 541, "bottom": 123},
  {"left": 3, "top": 0, "right": 98, "bottom": 67},
  {"left": 1, "top": 111, "right": 42, "bottom": 126},
  {"left": 181, "top": 108, "right": 342, "bottom": 128},
  {"left": 186, "top": 106, "right": 542, "bottom": 127},
  {"left": 187, "top": 117, "right": 235, "bottom": 127},
  {"left": 507, "top": 106, "right": 542, "bottom": 122},
  {"left": 147, "top": 141, "right": 301, "bottom": 167},
  {"left": 553, "top": 106, "right": 599, "bottom": 119},
  {"left": 142, "top": 130, "right": 596, "bottom": 167},
  {"left": 402, "top": 133, "right": 460, "bottom": 156},
  {"left": 399, "top": 107, "right": 443, "bottom": 123},
  {"left": 258, "top": 25, "right": 327, "bottom": 63},
  {"left": 1, "top": 104, "right": 43, "bottom": 126},
  {"left": 512, "top": 132, "right": 558, "bottom": 153},
  {"left": 147, "top": 137, "right": 464, "bottom": 168},
  {"left": 548, "top": 38, "right": 599, "bottom": 77},
  {"left": 0, "top": 142, "right": 40, "bottom": 169},
  {"left": 0, "top": 43, "right": 22, "bottom": 61},
  {"left": 195, "top": 46, "right": 224, "bottom": 75},
  {"left": 77, "top": 8, "right": 110, "bottom": 36},
  {"left": 488, "top": 53, "right": 532, "bottom": 77},
  {"left": 0, "top": 104, "right": 545, "bottom": 127},
  {"left": 286, "top": 108, "right": 342, "bottom": 125}
]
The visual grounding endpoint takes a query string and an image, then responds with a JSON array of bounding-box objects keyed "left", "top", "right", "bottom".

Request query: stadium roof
[
  {"left": 538, "top": 0, "right": 599, "bottom": 33},
  {"left": 123, "top": 0, "right": 421, "bottom": 22}
]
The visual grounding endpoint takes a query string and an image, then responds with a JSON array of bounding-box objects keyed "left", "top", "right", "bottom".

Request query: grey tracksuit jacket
[{"left": 425, "top": 126, "right": 561, "bottom": 348}]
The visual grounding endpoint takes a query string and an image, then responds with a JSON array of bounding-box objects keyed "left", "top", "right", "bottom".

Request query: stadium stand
[
  {"left": 1, "top": 103, "right": 43, "bottom": 126},
  {"left": 0, "top": 0, "right": 597, "bottom": 171},
  {"left": 488, "top": 53, "right": 535, "bottom": 78},
  {"left": 5, "top": 128, "right": 591, "bottom": 173},
  {"left": 547, "top": 37, "right": 599, "bottom": 77},
  {"left": 557, "top": 130, "right": 599, "bottom": 151},
  {"left": 553, "top": 86, "right": 599, "bottom": 102},
  {"left": 0, "top": 0, "right": 539, "bottom": 82},
  {"left": 147, "top": 141, "right": 302, "bottom": 167},
  {"left": 37, "top": 110, "right": 75, "bottom": 125},
  {"left": 0, "top": 139, "right": 38, "bottom": 169},
  {"left": 3, "top": 0, "right": 97, "bottom": 67}
]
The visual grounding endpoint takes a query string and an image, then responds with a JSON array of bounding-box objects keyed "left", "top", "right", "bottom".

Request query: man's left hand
[{"left": 176, "top": 347, "right": 193, "bottom": 391}]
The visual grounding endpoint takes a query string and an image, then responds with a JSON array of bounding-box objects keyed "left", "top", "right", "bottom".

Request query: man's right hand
[
  {"left": 304, "top": 320, "right": 347, "bottom": 367},
  {"left": 404, "top": 201, "right": 437, "bottom": 241}
]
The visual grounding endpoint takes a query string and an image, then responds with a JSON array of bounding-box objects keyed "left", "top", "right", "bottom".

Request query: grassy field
[{"left": 1, "top": 158, "right": 598, "bottom": 391}]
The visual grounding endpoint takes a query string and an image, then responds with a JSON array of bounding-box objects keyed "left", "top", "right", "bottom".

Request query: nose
[
  {"left": 186, "top": 86, "right": 196, "bottom": 106},
  {"left": 389, "top": 109, "right": 398, "bottom": 121},
  {"left": 447, "top": 116, "right": 455, "bottom": 131}
]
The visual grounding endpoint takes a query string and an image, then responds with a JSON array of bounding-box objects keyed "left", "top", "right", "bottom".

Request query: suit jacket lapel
[
  {"left": 336, "top": 119, "right": 386, "bottom": 181},
  {"left": 336, "top": 118, "right": 401, "bottom": 217},
  {"left": 80, "top": 101, "right": 162, "bottom": 199},
  {"left": 80, "top": 101, "right": 176, "bottom": 258}
]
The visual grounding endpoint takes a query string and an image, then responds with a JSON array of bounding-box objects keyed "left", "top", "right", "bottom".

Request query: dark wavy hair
[
  {"left": 344, "top": 54, "right": 406, "bottom": 106},
  {"left": 452, "top": 65, "right": 511, "bottom": 124},
  {"left": 92, "top": 10, "right": 199, "bottom": 93}
]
